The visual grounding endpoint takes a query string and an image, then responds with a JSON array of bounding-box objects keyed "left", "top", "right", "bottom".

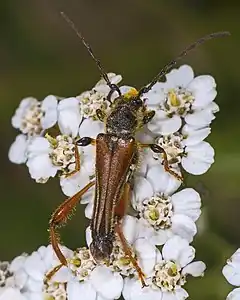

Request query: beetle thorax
[{"left": 106, "top": 102, "right": 140, "bottom": 136}]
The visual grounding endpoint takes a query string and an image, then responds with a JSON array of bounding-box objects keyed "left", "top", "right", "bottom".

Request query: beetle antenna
[
  {"left": 138, "top": 31, "right": 230, "bottom": 97},
  {"left": 60, "top": 12, "right": 121, "bottom": 101}
]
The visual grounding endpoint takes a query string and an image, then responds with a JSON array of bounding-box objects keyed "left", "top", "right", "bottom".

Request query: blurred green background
[{"left": 0, "top": 0, "right": 239, "bottom": 299}]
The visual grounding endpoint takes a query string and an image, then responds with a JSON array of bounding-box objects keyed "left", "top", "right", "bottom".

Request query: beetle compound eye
[{"left": 131, "top": 98, "right": 143, "bottom": 107}]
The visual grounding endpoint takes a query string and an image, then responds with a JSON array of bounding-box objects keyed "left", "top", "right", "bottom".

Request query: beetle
[{"left": 47, "top": 12, "right": 229, "bottom": 285}]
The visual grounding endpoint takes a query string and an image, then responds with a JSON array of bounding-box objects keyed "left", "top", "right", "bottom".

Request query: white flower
[
  {"left": 60, "top": 246, "right": 124, "bottom": 300},
  {"left": 122, "top": 236, "right": 206, "bottom": 300},
  {"left": 77, "top": 72, "right": 122, "bottom": 120},
  {"left": 0, "top": 254, "right": 28, "bottom": 299},
  {"left": 22, "top": 245, "right": 73, "bottom": 300},
  {"left": 134, "top": 184, "right": 201, "bottom": 245},
  {"left": 12, "top": 95, "right": 58, "bottom": 136},
  {"left": 8, "top": 134, "right": 29, "bottom": 164},
  {"left": 27, "top": 134, "right": 94, "bottom": 184},
  {"left": 152, "top": 129, "right": 214, "bottom": 175},
  {"left": 223, "top": 249, "right": 240, "bottom": 299},
  {"left": 146, "top": 65, "right": 218, "bottom": 135}
]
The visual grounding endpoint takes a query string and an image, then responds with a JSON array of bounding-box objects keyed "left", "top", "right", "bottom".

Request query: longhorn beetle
[{"left": 47, "top": 12, "right": 229, "bottom": 286}]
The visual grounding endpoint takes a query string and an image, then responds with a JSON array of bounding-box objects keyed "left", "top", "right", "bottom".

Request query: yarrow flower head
[
  {"left": 145, "top": 65, "right": 218, "bottom": 135},
  {"left": 78, "top": 73, "right": 122, "bottom": 120},
  {"left": 134, "top": 187, "right": 201, "bottom": 245},
  {"left": 123, "top": 236, "right": 206, "bottom": 300}
]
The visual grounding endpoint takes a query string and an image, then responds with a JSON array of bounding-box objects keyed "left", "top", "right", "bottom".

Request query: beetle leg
[
  {"left": 76, "top": 137, "right": 96, "bottom": 146},
  {"left": 115, "top": 183, "right": 147, "bottom": 287},
  {"left": 64, "top": 144, "right": 81, "bottom": 178},
  {"left": 48, "top": 181, "right": 95, "bottom": 270},
  {"left": 115, "top": 221, "right": 147, "bottom": 288},
  {"left": 65, "top": 137, "right": 96, "bottom": 178},
  {"left": 140, "top": 143, "right": 183, "bottom": 181},
  {"left": 142, "top": 110, "right": 155, "bottom": 124}
]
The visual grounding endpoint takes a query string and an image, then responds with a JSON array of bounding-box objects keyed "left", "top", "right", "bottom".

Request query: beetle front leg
[
  {"left": 64, "top": 144, "right": 81, "bottom": 178},
  {"left": 140, "top": 143, "right": 183, "bottom": 181},
  {"left": 64, "top": 137, "right": 96, "bottom": 178}
]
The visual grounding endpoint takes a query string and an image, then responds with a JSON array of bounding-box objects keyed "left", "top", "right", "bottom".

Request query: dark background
[{"left": 1, "top": 1, "right": 239, "bottom": 299}]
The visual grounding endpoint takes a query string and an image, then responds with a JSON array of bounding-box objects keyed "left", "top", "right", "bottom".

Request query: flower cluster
[{"left": 5, "top": 65, "right": 220, "bottom": 300}]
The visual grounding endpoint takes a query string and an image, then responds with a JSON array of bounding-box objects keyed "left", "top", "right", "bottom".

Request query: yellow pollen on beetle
[{"left": 123, "top": 88, "right": 139, "bottom": 100}]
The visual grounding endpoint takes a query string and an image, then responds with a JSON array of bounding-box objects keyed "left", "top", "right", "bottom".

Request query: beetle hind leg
[{"left": 115, "top": 182, "right": 147, "bottom": 287}]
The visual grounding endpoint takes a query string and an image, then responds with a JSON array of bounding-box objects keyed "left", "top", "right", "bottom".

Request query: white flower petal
[
  {"left": 171, "top": 214, "right": 197, "bottom": 243},
  {"left": 137, "top": 149, "right": 159, "bottom": 177},
  {"left": 148, "top": 110, "right": 182, "bottom": 135},
  {"left": 171, "top": 188, "right": 201, "bottom": 222},
  {"left": 162, "top": 288, "right": 189, "bottom": 300},
  {"left": 208, "top": 101, "right": 219, "bottom": 113},
  {"left": 10, "top": 255, "right": 27, "bottom": 272},
  {"left": 162, "top": 236, "right": 189, "bottom": 264},
  {"left": 85, "top": 202, "right": 94, "bottom": 219},
  {"left": 24, "top": 276, "right": 43, "bottom": 292},
  {"left": 188, "top": 75, "right": 216, "bottom": 106},
  {"left": 58, "top": 97, "right": 82, "bottom": 138},
  {"left": 178, "top": 244, "right": 195, "bottom": 268},
  {"left": 0, "top": 287, "right": 27, "bottom": 300},
  {"left": 8, "top": 134, "right": 28, "bottom": 164},
  {"left": 223, "top": 263, "right": 240, "bottom": 286},
  {"left": 81, "top": 187, "right": 95, "bottom": 204},
  {"left": 79, "top": 119, "right": 104, "bottom": 138},
  {"left": 60, "top": 169, "right": 91, "bottom": 196},
  {"left": 14, "top": 269, "right": 28, "bottom": 290},
  {"left": 27, "top": 154, "right": 58, "bottom": 181},
  {"left": 135, "top": 127, "right": 155, "bottom": 144},
  {"left": 182, "top": 261, "right": 206, "bottom": 277},
  {"left": 166, "top": 65, "right": 194, "bottom": 87},
  {"left": 27, "top": 137, "right": 50, "bottom": 157},
  {"left": 67, "top": 280, "right": 96, "bottom": 300},
  {"left": 23, "top": 292, "right": 42, "bottom": 300},
  {"left": 192, "top": 89, "right": 217, "bottom": 108},
  {"left": 162, "top": 291, "right": 176, "bottom": 300},
  {"left": 151, "top": 228, "right": 173, "bottom": 246},
  {"left": 226, "top": 288, "right": 240, "bottom": 300},
  {"left": 133, "top": 176, "right": 154, "bottom": 209},
  {"left": 86, "top": 226, "right": 92, "bottom": 247},
  {"left": 41, "top": 95, "right": 58, "bottom": 129},
  {"left": 134, "top": 238, "right": 157, "bottom": 275},
  {"left": 182, "top": 125, "right": 211, "bottom": 146},
  {"left": 144, "top": 82, "right": 166, "bottom": 107},
  {"left": 24, "top": 252, "right": 46, "bottom": 281},
  {"left": 51, "top": 265, "right": 72, "bottom": 282},
  {"left": 182, "top": 141, "right": 214, "bottom": 175},
  {"left": 185, "top": 109, "right": 215, "bottom": 127},
  {"left": 122, "top": 215, "right": 139, "bottom": 244},
  {"left": 146, "top": 165, "right": 181, "bottom": 195},
  {"left": 123, "top": 277, "right": 162, "bottom": 300},
  {"left": 90, "top": 266, "right": 123, "bottom": 299},
  {"left": 136, "top": 219, "right": 156, "bottom": 242}
]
